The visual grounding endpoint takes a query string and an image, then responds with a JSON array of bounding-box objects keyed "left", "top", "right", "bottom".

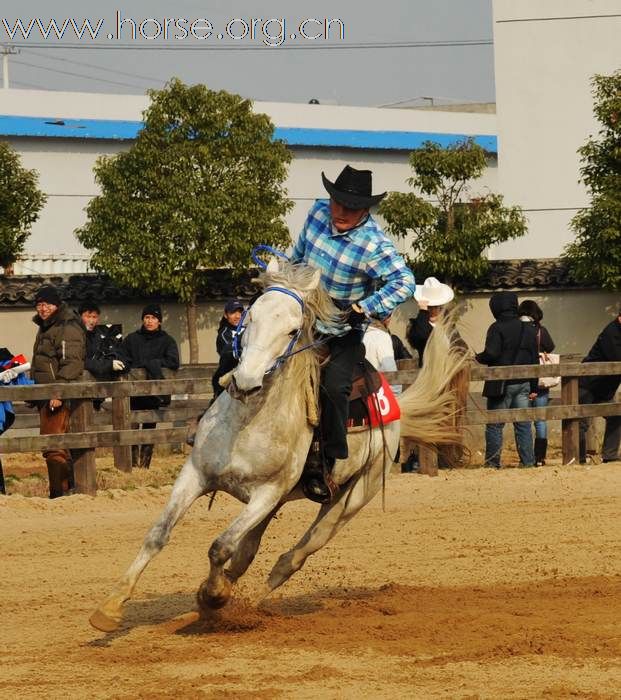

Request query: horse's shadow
[
  {"left": 87, "top": 591, "right": 196, "bottom": 647},
  {"left": 87, "top": 584, "right": 378, "bottom": 644}
]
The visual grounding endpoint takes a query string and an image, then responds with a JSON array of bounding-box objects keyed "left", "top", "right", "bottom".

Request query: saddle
[
  {"left": 304, "top": 357, "right": 395, "bottom": 431},
  {"left": 346, "top": 360, "right": 383, "bottom": 429}
]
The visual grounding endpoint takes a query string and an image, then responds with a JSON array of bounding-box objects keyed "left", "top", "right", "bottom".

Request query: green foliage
[
  {"left": 379, "top": 139, "right": 527, "bottom": 285},
  {"left": 0, "top": 142, "right": 47, "bottom": 269},
  {"left": 563, "top": 71, "right": 621, "bottom": 290},
  {"left": 76, "top": 78, "right": 293, "bottom": 303}
]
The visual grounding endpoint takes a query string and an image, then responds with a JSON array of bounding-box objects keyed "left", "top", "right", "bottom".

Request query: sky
[{"left": 1, "top": 0, "right": 495, "bottom": 106}]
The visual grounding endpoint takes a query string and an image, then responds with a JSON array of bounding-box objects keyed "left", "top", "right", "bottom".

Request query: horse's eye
[{"left": 288, "top": 329, "right": 298, "bottom": 337}]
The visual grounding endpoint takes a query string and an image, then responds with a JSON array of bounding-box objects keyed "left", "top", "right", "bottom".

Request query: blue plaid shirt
[{"left": 291, "top": 200, "right": 416, "bottom": 321}]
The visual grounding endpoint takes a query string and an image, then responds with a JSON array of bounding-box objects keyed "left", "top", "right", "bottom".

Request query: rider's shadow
[{"left": 86, "top": 591, "right": 196, "bottom": 647}]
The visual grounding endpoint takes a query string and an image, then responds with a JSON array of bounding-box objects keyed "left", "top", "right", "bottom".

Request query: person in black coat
[
  {"left": 121, "top": 303, "right": 180, "bottom": 468},
  {"left": 211, "top": 299, "right": 245, "bottom": 398},
  {"left": 79, "top": 301, "right": 126, "bottom": 381},
  {"left": 579, "top": 309, "right": 621, "bottom": 463},
  {"left": 475, "top": 291, "right": 539, "bottom": 468},
  {"left": 79, "top": 301, "right": 126, "bottom": 411},
  {"left": 518, "top": 299, "right": 556, "bottom": 465}
]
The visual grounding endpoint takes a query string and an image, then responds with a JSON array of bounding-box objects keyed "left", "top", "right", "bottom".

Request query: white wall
[
  {"left": 0, "top": 89, "right": 497, "bottom": 272},
  {"left": 491, "top": 0, "right": 621, "bottom": 259}
]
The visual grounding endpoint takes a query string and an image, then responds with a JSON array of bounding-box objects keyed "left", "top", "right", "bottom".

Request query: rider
[{"left": 290, "top": 165, "right": 416, "bottom": 501}]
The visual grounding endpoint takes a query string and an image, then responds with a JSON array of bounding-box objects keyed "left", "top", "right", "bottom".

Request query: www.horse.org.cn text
[{"left": 1, "top": 13, "right": 346, "bottom": 46}]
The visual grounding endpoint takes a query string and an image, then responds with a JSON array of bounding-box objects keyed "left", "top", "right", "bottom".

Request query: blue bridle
[{"left": 232, "top": 285, "right": 306, "bottom": 373}]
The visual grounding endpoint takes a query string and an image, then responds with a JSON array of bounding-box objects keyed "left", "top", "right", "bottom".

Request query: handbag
[{"left": 538, "top": 352, "right": 560, "bottom": 389}]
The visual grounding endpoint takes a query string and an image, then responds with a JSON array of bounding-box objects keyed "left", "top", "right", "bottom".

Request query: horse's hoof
[
  {"left": 196, "top": 578, "right": 232, "bottom": 611},
  {"left": 89, "top": 608, "right": 121, "bottom": 633}
]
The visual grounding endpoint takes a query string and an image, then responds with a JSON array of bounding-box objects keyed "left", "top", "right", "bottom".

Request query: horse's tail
[{"left": 398, "top": 312, "right": 471, "bottom": 463}]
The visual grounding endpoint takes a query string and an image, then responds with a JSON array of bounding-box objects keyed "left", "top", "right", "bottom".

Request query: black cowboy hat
[{"left": 321, "top": 165, "right": 387, "bottom": 210}]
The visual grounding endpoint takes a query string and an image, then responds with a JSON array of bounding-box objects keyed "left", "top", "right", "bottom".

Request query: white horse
[{"left": 90, "top": 259, "right": 469, "bottom": 632}]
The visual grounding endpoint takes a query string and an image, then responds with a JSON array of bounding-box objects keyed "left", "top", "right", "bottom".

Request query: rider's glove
[{"left": 348, "top": 304, "right": 368, "bottom": 327}]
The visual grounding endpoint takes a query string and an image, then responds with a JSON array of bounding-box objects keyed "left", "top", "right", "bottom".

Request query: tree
[
  {"left": 76, "top": 78, "right": 293, "bottom": 362},
  {"left": 379, "top": 139, "right": 527, "bottom": 286},
  {"left": 0, "top": 142, "right": 47, "bottom": 273},
  {"left": 563, "top": 71, "right": 621, "bottom": 290}
]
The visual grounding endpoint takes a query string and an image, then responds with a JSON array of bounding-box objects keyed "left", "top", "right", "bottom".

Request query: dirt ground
[{"left": 1, "top": 456, "right": 621, "bottom": 699}]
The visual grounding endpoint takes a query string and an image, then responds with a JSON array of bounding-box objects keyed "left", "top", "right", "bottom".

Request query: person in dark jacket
[
  {"left": 579, "top": 309, "right": 621, "bottom": 464},
  {"left": 475, "top": 291, "right": 539, "bottom": 468},
  {"left": 121, "top": 303, "right": 180, "bottom": 468},
  {"left": 31, "top": 285, "right": 86, "bottom": 497},
  {"left": 211, "top": 299, "right": 244, "bottom": 398},
  {"left": 79, "top": 301, "right": 126, "bottom": 381},
  {"left": 518, "top": 300, "right": 556, "bottom": 465}
]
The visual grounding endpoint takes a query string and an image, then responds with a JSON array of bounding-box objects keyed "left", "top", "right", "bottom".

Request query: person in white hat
[{"left": 406, "top": 277, "right": 454, "bottom": 367}]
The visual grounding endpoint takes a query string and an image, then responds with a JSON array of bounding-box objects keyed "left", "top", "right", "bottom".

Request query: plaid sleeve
[{"left": 357, "top": 238, "right": 416, "bottom": 319}]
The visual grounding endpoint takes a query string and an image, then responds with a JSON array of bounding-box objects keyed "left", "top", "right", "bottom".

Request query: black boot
[
  {"left": 534, "top": 438, "right": 547, "bottom": 466},
  {"left": 0, "top": 458, "right": 6, "bottom": 495},
  {"left": 302, "top": 444, "right": 336, "bottom": 503},
  {"left": 131, "top": 445, "right": 139, "bottom": 468}
]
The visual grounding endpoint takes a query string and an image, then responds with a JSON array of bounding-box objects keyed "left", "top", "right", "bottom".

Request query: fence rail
[{"left": 1, "top": 359, "right": 620, "bottom": 493}]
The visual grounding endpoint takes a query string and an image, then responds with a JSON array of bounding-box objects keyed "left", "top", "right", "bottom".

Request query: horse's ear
[
  {"left": 266, "top": 258, "right": 280, "bottom": 274},
  {"left": 310, "top": 267, "right": 322, "bottom": 289}
]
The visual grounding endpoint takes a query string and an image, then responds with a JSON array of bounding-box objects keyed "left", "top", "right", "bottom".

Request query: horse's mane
[{"left": 255, "top": 261, "right": 344, "bottom": 389}]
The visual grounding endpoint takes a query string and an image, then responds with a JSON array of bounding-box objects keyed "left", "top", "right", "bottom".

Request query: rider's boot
[{"left": 303, "top": 447, "right": 337, "bottom": 504}]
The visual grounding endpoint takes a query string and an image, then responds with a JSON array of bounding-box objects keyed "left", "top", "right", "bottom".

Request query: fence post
[
  {"left": 561, "top": 373, "right": 580, "bottom": 465},
  {"left": 418, "top": 445, "right": 439, "bottom": 476},
  {"left": 112, "top": 375, "right": 132, "bottom": 472},
  {"left": 70, "top": 399, "right": 97, "bottom": 495}
]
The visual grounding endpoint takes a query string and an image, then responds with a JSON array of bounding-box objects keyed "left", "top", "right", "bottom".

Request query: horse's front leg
[
  {"left": 197, "top": 485, "right": 283, "bottom": 611},
  {"left": 90, "top": 460, "right": 206, "bottom": 632},
  {"left": 225, "top": 504, "right": 281, "bottom": 583}
]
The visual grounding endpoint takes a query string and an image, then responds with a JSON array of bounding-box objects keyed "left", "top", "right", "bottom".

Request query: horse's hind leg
[
  {"left": 266, "top": 468, "right": 380, "bottom": 593},
  {"left": 197, "top": 486, "right": 282, "bottom": 611},
  {"left": 90, "top": 460, "right": 206, "bottom": 632}
]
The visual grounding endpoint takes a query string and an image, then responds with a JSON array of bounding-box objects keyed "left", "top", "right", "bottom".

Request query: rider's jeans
[{"left": 320, "top": 328, "right": 366, "bottom": 460}]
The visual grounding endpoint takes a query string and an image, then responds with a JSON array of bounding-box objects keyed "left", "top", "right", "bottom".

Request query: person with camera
[
  {"left": 290, "top": 164, "right": 416, "bottom": 502},
  {"left": 121, "top": 304, "right": 180, "bottom": 468},
  {"left": 79, "top": 301, "right": 126, "bottom": 382}
]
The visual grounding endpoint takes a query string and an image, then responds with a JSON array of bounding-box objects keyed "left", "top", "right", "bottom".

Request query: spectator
[
  {"left": 518, "top": 300, "right": 556, "bottom": 465},
  {"left": 407, "top": 277, "right": 454, "bottom": 367},
  {"left": 31, "top": 285, "right": 86, "bottom": 498},
  {"left": 79, "top": 301, "right": 126, "bottom": 381},
  {"left": 186, "top": 298, "right": 245, "bottom": 448},
  {"left": 385, "top": 316, "right": 412, "bottom": 362},
  {"left": 363, "top": 319, "right": 400, "bottom": 393},
  {"left": 1, "top": 347, "right": 15, "bottom": 495},
  {"left": 211, "top": 299, "right": 245, "bottom": 399},
  {"left": 1, "top": 349, "right": 34, "bottom": 495},
  {"left": 475, "top": 291, "right": 539, "bottom": 468},
  {"left": 121, "top": 303, "right": 180, "bottom": 469},
  {"left": 579, "top": 308, "right": 621, "bottom": 464}
]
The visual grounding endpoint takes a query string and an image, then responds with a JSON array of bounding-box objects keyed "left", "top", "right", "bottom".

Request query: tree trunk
[{"left": 186, "top": 293, "right": 199, "bottom": 365}]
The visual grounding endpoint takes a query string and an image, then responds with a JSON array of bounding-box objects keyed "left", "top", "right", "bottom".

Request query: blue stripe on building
[{"left": 0, "top": 114, "right": 497, "bottom": 153}]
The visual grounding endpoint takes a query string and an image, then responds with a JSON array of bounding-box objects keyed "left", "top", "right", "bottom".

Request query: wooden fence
[{"left": 1, "top": 359, "right": 619, "bottom": 493}]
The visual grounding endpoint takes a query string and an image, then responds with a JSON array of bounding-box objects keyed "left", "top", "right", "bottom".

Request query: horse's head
[{"left": 232, "top": 260, "right": 322, "bottom": 394}]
